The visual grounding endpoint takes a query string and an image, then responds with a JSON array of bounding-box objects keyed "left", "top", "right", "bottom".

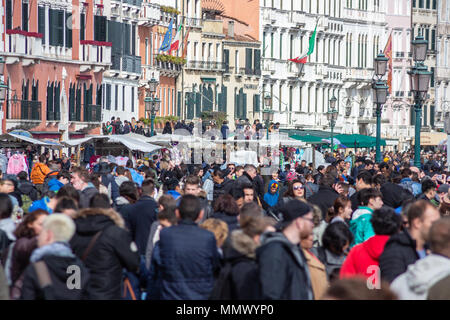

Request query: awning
[
  {"left": 334, "top": 134, "right": 386, "bottom": 148},
  {"left": 107, "top": 135, "right": 162, "bottom": 153},
  {"left": 7, "top": 133, "right": 63, "bottom": 147}
]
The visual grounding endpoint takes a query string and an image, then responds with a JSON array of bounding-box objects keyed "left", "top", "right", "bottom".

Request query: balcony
[
  {"left": 139, "top": 2, "right": 160, "bottom": 26},
  {"left": 80, "top": 41, "right": 112, "bottom": 71},
  {"left": 122, "top": 55, "right": 142, "bottom": 74},
  {"left": 343, "top": 8, "right": 385, "bottom": 24},
  {"left": 185, "top": 17, "right": 203, "bottom": 29},
  {"left": 155, "top": 60, "right": 182, "bottom": 77},
  {"left": 123, "top": 0, "right": 143, "bottom": 6},
  {"left": 395, "top": 52, "right": 405, "bottom": 58},
  {"left": 345, "top": 67, "right": 373, "bottom": 83},
  {"left": 160, "top": 12, "right": 178, "bottom": 27},
  {"left": 5, "top": 30, "right": 43, "bottom": 62},
  {"left": 84, "top": 105, "right": 102, "bottom": 122},
  {"left": 7, "top": 100, "right": 41, "bottom": 121},
  {"left": 289, "top": 11, "right": 306, "bottom": 27},
  {"left": 185, "top": 60, "right": 225, "bottom": 71}
]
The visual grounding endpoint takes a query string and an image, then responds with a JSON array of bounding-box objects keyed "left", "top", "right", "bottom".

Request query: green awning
[
  {"left": 290, "top": 134, "right": 324, "bottom": 144},
  {"left": 334, "top": 134, "right": 386, "bottom": 148}
]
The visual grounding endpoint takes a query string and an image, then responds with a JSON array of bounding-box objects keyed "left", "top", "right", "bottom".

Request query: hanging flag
[
  {"left": 159, "top": 18, "right": 174, "bottom": 53},
  {"left": 383, "top": 32, "right": 393, "bottom": 94},
  {"left": 288, "top": 20, "right": 318, "bottom": 65},
  {"left": 181, "top": 26, "right": 192, "bottom": 59},
  {"left": 169, "top": 23, "right": 183, "bottom": 56}
]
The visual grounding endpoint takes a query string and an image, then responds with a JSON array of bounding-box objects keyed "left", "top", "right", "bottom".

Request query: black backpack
[{"left": 41, "top": 171, "right": 59, "bottom": 195}]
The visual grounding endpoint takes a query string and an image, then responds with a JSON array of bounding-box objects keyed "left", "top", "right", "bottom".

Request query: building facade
[{"left": 1, "top": 0, "right": 108, "bottom": 139}]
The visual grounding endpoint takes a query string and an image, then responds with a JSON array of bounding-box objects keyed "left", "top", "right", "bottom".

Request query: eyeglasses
[
  {"left": 293, "top": 185, "right": 304, "bottom": 190},
  {"left": 301, "top": 216, "right": 314, "bottom": 224}
]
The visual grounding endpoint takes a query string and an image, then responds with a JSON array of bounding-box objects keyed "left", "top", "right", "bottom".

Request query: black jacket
[
  {"left": 307, "top": 185, "right": 340, "bottom": 219},
  {"left": 120, "top": 195, "right": 158, "bottom": 256},
  {"left": 256, "top": 232, "right": 313, "bottom": 300},
  {"left": 17, "top": 180, "right": 38, "bottom": 202},
  {"left": 380, "top": 182, "right": 414, "bottom": 209},
  {"left": 78, "top": 186, "right": 99, "bottom": 209},
  {"left": 379, "top": 228, "right": 421, "bottom": 283},
  {"left": 70, "top": 208, "right": 140, "bottom": 299},
  {"left": 20, "top": 252, "right": 90, "bottom": 300},
  {"left": 213, "top": 179, "right": 234, "bottom": 203},
  {"left": 211, "top": 212, "right": 239, "bottom": 234}
]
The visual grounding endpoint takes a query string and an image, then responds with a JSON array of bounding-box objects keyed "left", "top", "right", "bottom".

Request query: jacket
[
  {"left": 17, "top": 180, "right": 38, "bottom": 202},
  {"left": 0, "top": 265, "right": 8, "bottom": 300},
  {"left": 30, "top": 162, "right": 50, "bottom": 185},
  {"left": 212, "top": 230, "right": 261, "bottom": 300},
  {"left": 7, "top": 154, "right": 26, "bottom": 175},
  {"left": 303, "top": 249, "right": 328, "bottom": 300},
  {"left": 340, "top": 235, "right": 390, "bottom": 279},
  {"left": 120, "top": 195, "right": 158, "bottom": 256},
  {"left": 390, "top": 254, "right": 450, "bottom": 300},
  {"left": 10, "top": 237, "right": 38, "bottom": 285},
  {"left": 398, "top": 178, "right": 422, "bottom": 197},
  {"left": 263, "top": 180, "right": 280, "bottom": 207},
  {"left": 47, "top": 179, "right": 64, "bottom": 193},
  {"left": 256, "top": 232, "right": 313, "bottom": 300},
  {"left": 78, "top": 184, "right": 99, "bottom": 209},
  {"left": 210, "top": 212, "right": 239, "bottom": 234},
  {"left": 379, "top": 228, "right": 421, "bottom": 283},
  {"left": 381, "top": 182, "right": 413, "bottom": 209},
  {"left": 158, "top": 220, "right": 221, "bottom": 300},
  {"left": 213, "top": 179, "right": 234, "bottom": 203},
  {"left": 304, "top": 182, "right": 319, "bottom": 199},
  {"left": 427, "top": 274, "right": 450, "bottom": 300},
  {"left": 70, "top": 208, "right": 140, "bottom": 299},
  {"left": 20, "top": 247, "right": 90, "bottom": 300},
  {"left": 349, "top": 207, "right": 375, "bottom": 247},
  {"left": 310, "top": 246, "right": 346, "bottom": 281},
  {"left": 307, "top": 185, "right": 340, "bottom": 219}
]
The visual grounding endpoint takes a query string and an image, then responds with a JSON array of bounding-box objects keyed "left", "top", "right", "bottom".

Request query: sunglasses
[{"left": 293, "top": 185, "right": 304, "bottom": 190}]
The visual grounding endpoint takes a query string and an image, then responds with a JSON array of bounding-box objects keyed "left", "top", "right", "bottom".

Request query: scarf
[{"left": 30, "top": 241, "right": 75, "bottom": 263}]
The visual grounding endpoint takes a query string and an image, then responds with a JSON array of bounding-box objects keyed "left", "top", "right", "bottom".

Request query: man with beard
[{"left": 256, "top": 200, "right": 314, "bottom": 300}]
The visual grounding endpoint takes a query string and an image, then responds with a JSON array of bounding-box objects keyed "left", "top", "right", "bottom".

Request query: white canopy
[
  {"left": 107, "top": 135, "right": 162, "bottom": 153},
  {"left": 7, "top": 133, "right": 63, "bottom": 147}
]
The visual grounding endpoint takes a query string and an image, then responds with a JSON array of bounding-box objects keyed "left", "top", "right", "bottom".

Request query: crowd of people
[{"left": 0, "top": 143, "right": 449, "bottom": 300}]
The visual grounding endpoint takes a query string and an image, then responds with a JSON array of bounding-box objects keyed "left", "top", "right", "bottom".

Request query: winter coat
[
  {"left": 379, "top": 228, "right": 421, "bottom": 283},
  {"left": 349, "top": 207, "right": 375, "bottom": 248},
  {"left": 381, "top": 182, "right": 414, "bottom": 209},
  {"left": 256, "top": 232, "right": 313, "bottom": 300},
  {"left": 202, "top": 178, "right": 214, "bottom": 202},
  {"left": 212, "top": 230, "right": 261, "bottom": 300},
  {"left": 213, "top": 179, "right": 234, "bottom": 203},
  {"left": 20, "top": 246, "right": 90, "bottom": 300},
  {"left": 47, "top": 179, "right": 64, "bottom": 193},
  {"left": 235, "top": 172, "right": 253, "bottom": 190},
  {"left": 158, "top": 220, "right": 221, "bottom": 300},
  {"left": 399, "top": 178, "right": 422, "bottom": 197},
  {"left": 30, "top": 162, "right": 50, "bottom": 185},
  {"left": 263, "top": 180, "right": 280, "bottom": 207},
  {"left": 303, "top": 249, "right": 328, "bottom": 300},
  {"left": 70, "top": 208, "right": 140, "bottom": 299},
  {"left": 310, "top": 246, "right": 346, "bottom": 281},
  {"left": 120, "top": 195, "right": 158, "bottom": 256},
  {"left": 304, "top": 182, "right": 319, "bottom": 199},
  {"left": 0, "top": 264, "right": 8, "bottom": 300},
  {"left": 10, "top": 237, "right": 38, "bottom": 286},
  {"left": 0, "top": 218, "right": 16, "bottom": 242},
  {"left": 7, "top": 154, "right": 27, "bottom": 175},
  {"left": 145, "top": 221, "right": 160, "bottom": 269},
  {"left": 210, "top": 212, "right": 239, "bottom": 234},
  {"left": 17, "top": 180, "right": 38, "bottom": 202},
  {"left": 390, "top": 254, "right": 450, "bottom": 300},
  {"left": 78, "top": 184, "right": 99, "bottom": 209},
  {"left": 340, "top": 235, "right": 390, "bottom": 279},
  {"left": 307, "top": 185, "right": 340, "bottom": 219}
]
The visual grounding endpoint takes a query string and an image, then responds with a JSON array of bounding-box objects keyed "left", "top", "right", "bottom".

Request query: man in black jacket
[
  {"left": 379, "top": 200, "right": 440, "bottom": 283},
  {"left": 121, "top": 179, "right": 158, "bottom": 256},
  {"left": 257, "top": 200, "right": 314, "bottom": 300},
  {"left": 307, "top": 174, "right": 340, "bottom": 219},
  {"left": 70, "top": 168, "right": 98, "bottom": 209},
  {"left": 21, "top": 214, "right": 90, "bottom": 300}
]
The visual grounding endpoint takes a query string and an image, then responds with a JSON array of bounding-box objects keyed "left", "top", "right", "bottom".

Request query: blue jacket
[
  {"left": 120, "top": 195, "right": 158, "bottom": 256},
  {"left": 158, "top": 220, "right": 220, "bottom": 300},
  {"left": 166, "top": 190, "right": 181, "bottom": 200},
  {"left": 264, "top": 180, "right": 280, "bottom": 207},
  {"left": 48, "top": 179, "right": 64, "bottom": 192}
]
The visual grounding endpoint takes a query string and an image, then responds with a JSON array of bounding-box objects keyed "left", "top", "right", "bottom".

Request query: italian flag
[
  {"left": 169, "top": 23, "right": 183, "bottom": 56},
  {"left": 289, "top": 23, "right": 317, "bottom": 64}
]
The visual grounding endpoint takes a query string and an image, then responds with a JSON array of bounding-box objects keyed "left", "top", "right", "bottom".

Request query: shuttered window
[
  {"left": 253, "top": 94, "right": 260, "bottom": 113},
  {"left": 245, "top": 48, "right": 253, "bottom": 75},
  {"left": 76, "top": 86, "right": 82, "bottom": 121},
  {"left": 131, "top": 87, "right": 135, "bottom": 113},
  {"left": 94, "top": 16, "right": 107, "bottom": 42},
  {"left": 38, "top": 7, "right": 45, "bottom": 43},
  {"left": 6, "top": 0, "right": 12, "bottom": 30},
  {"left": 177, "top": 92, "right": 181, "bottom": 117},
  {"left": 54, "top": 82, "right": 61, "bottom": 121},
  {"left": 22, "top": 2, "right": 28, "bottom": 31},
  {"left": 106, "top": 84, "right": 111, "bottom": 110},
  {"left": 115, "top": 85, "right": 118, "bottom": 110},
  {"left": 124, "top": 23, "right": 131, "bottom": 55},
  {"left": 66, "top": 13, "right": 72, "bottom": 48},
  {"left": 80, "top": 13, "right": 85, "bottom": 41},
  {"left": 131, "top": 24, "right": 136, "bottom": 55},
  {"left": 49, "top": 9, "right": 64, "bottom": 46},
  {"left": 430, "top": 105, "right": 435, "bottom": 128},
  {"left": 223, "top": 49, "right": 230, "bottom": 72},
  {"left": 69, "top": 85, "right": 76, "bottom": 121},
  {"left": 254, "top": 49, "right": 261, "bottom": 75},
  {"left": 47, "top": 82, "right": 54, "bottom": 120}
]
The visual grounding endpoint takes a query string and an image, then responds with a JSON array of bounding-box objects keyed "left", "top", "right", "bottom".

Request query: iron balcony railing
[
  {"left": 122, "top": 54, "right": 142, "bottom": 74},
  {"left": 84, "top": 104, "right": 102, "bottom": 122},
  {"left": 186, "top": 60, "right": 225, "bottom": 71},
  {"left": 7, "top": 100, "right": 41, "bottom": 120}
]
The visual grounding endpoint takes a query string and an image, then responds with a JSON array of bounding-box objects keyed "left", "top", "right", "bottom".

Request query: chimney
[{"left": 228, "top": 21, "right": 234, "bottom": 38}]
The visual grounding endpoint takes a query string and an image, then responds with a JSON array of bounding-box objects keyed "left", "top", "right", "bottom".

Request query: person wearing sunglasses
[{"left": 278, "top": 179, "right": 306, "bottom": 206}]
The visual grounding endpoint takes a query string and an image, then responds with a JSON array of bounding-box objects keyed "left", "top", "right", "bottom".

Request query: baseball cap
[
  {"left": 437, "top": 184, "right": 450, "bottom": 194},
  {"left": 276, "top": 200, "right": 312, "bottom": 230}
]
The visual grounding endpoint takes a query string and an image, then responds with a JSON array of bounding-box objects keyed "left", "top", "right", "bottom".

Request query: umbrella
[{"left": 321, "top": 138, "right": 341, "bottom": 145}]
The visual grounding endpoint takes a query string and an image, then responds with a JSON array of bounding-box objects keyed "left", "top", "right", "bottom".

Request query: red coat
[{"left": 340, "top": 235, "right": 390, "bottom": 279}]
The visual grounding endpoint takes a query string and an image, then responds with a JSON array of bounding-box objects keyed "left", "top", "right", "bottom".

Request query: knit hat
[{"left": 276, "top": 200, "right": 312, "bottom": 230}]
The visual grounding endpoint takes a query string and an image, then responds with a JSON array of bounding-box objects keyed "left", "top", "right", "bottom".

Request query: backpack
[
  {"left": 41, "top": 171, "right": 59, "bottom": 194},
  {"left": 21, "top": 194, "right": 33, "bottom": 214}
]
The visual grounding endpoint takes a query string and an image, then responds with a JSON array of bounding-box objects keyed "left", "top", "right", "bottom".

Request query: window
[
  {"left": 432, "top": 0, "right": 436, "bottom": 9},
  {"left": 430, "top": 67, "right": 435, "bottom": 87},
  {"left": 271, "top": 33, "right": 274, "bottom": 58},
  {"left": 263, "top": 32, "right": 266, "bottom": 57},
  {"left": 419, "top": 0, "right": 424, "bottom": 8},
  {"left": 145, "top": 39, "right": 148, "bottom": 65},
  {"left": 38, "top": 6, "right": 45, "bottom": 43},
  {"left": 115, "top": 85, "right": 118, "bottom": 111},
  {"left": 94, "top": 16, "right": 107, "bottom": 42},
  {"left": 66, "top": 12, "right": 72, "bottom": 48},
  {"left": 235, "top": 50, "right": 239, "bottom": 73},
  {"left": 49, "top": 9, "right": 65, "bottom": 47},
  {"left": 431, "top": 29, "right": 435, "bottom": 51},
  {"left": 290, "top": 34, "right": 294, "bottom": 59},
  {"left": 280, "top": 33, "right": 283, "bottom": 60},
  {"left": 5, "top": 0, "right": 12, "bottom": 30},
  {"left": 80, "top": 13, "right": 85, "bottom": 41},
  {"left": 122, "top": 86, "right": 125, "bottom": 111},
  {"left": 22, "top": 1, "right": 28, "bottom": 31},
  {"left": 426, "top": 0, "right": 430, "bottom": 9}
]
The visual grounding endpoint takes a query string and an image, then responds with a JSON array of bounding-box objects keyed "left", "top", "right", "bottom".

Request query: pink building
[{"left": 383, "top": 0, "right": 414, "bottom": 150}]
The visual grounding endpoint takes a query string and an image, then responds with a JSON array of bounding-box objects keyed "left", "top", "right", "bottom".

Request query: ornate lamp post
[
  {"left": 0, "top": 57, "right": 8, "bottom": 134},
  {"left": 408, "top": 34, "right": 432, "bottom": 167},
  {"left": 327, "top": 96, "right": 338, "bottom": 151},
  {"left": 145, "top": 77, "right": 160, "bottom": 137},
  {"left": 262, "top": 94, "right": 274, "bottom": 139}
]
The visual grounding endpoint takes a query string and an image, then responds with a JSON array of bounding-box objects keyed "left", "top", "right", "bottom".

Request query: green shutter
[
  {"left": 38, "top": 7, "right": 45, "bottom": 43},
  {"left": 47, "top": 82, "right": 54, "bottom": 120},
  {"left": 80, "top": 13, "right": 85, "bottom": 41},
  {"left": 76, "top": 86, "right": 82, "bottom": 121},
  {"left": 69, "top": 85, "right": 75, "bottom": 121},
  {"left": 245, "top": 48, "right": 253, "bottom": 75},
  {"left": 238, "top": 88, "right": 245, "bottom": 119},
  {"left": 424, "top": 105, "right": 428, "bottom": 126},
  {"left": 22, "top": 2, "right": 28, "bottom": 31},
  {"left": 49, "top": 9, "right": 55, "bottom": 46},
  {"left": 254, "top": 94, "right": 260, "bottom": 112},
  {"left": 54, "top": 82, "right": 61, "bottom": 120},
  {"left": 195, "top": 92, "right": 201, "bottom": 117},
  {"left": 94, "top": 16, "right": 107, "bottom": 42},
  {"left": 124, "top": 23, "right": 131, "bottom": 55},
  {"left": 410, "top": 107, "right": 415, "bottom": 126},
  {"left": 243, "top": 92, "right": 247, "bottom": 119},
  {"left": 254, "top": 49, "right": 261, "bottom": 76},
  {"left": 66, "top": 13, "right": 72, "bottom": 48},
  {"left": 57, "top": 10, "right": 64, "bottom": 46},
  {"left": 234, "top": 90, "right": 239, "bottom": 119},
  {"left": 177, "top": 91, "right": 181, "bottom": 117},
  {"left": 430, "top": 105, "right": 435, "bottom": 128},
  {"left": 223, "top": 49, "right": 229, "bottom": 72},
  {"left": 222, "top": 86, "right": 227, "bottom": 113},
  {"left": 6, "top": 0, "right": 12, "bottom": 30}
]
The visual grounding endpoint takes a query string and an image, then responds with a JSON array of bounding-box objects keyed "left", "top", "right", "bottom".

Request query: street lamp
[
  {"left": 408, "top": 35, "right": 432, "bottom": 167},
  {"left": 145, "top": 77, "right": 160, "bottom": 136},
  {"left": 327, "top": 96, "right": 338, "bottom": 151},
  {"left": 372, "top": 51, "right": 389, "bottom": 163}
]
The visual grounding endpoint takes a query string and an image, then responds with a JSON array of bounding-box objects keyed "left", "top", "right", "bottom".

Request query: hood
[
  {"left": 351, "top": 207, "right": 372, "bottom": 221},
  {"left": 115, "top": 176, "right": 129, "bottom": 187},
  {"left": 259, "top": 231, "right": 295, "bottom": 250},
  {"left": 73, "top": 207, "right": 125, "bottom": 234},
  {"left": 362, "top": 235, "right": 390, "bottom": 260},
  {"left": 267, "top": 180, "right": 280, "bottom": 194},
  {"left": 115, "top": 196, "right": 130, "bottom": 206},
  {"left": 399, "top": 254, "right": 450, "bottom": 295},
  {"left": 230, "top": 230, "right": 258, "bottom": 259},
  {"left": 48, "top": 179, "right": 64, "bottom": 191},
  {"left": 18, "top": 180, "right": 34, "bottom": 194},
  {"left": 41, "top": 255, "right": 89, "bottom": 289}
]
